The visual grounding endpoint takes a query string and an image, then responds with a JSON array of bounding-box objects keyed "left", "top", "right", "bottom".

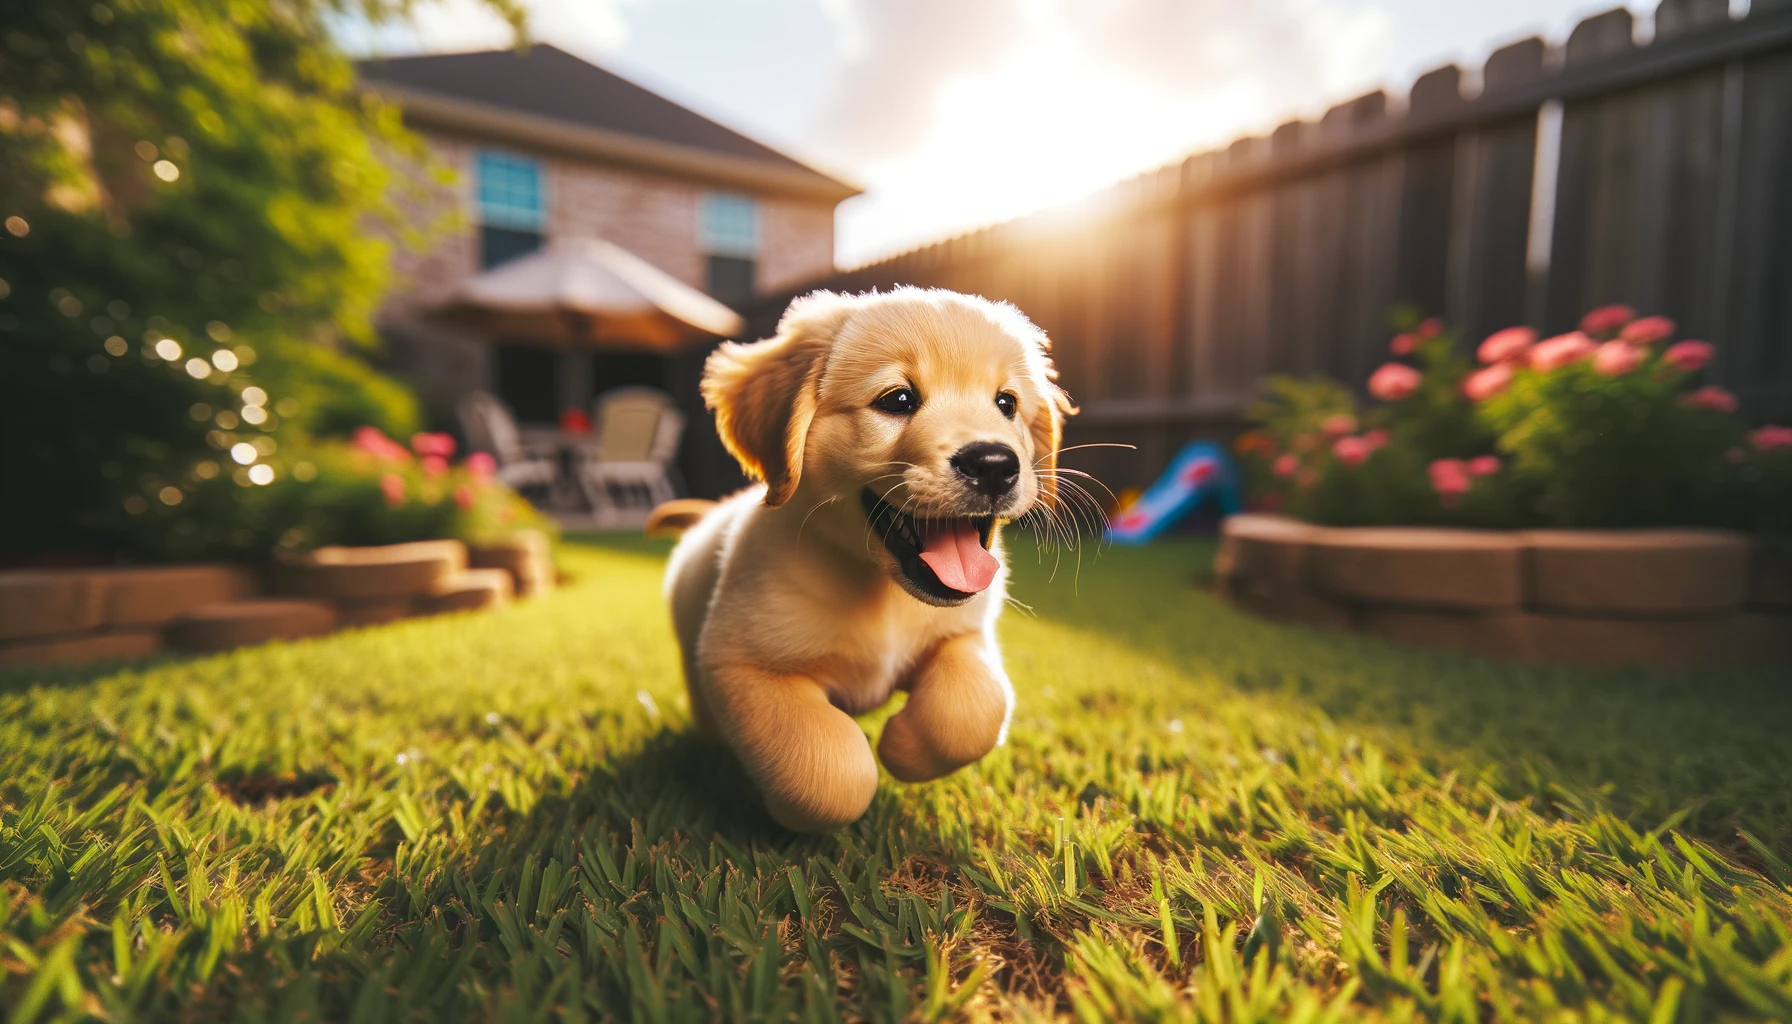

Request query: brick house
[{"left": 357, "top": 45, "right": 858, "bottom": 492}]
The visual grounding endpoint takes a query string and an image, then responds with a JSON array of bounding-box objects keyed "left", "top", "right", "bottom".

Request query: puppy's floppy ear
[
  {"left": 1027, "top": 379, "right": 1077, "bottom": 508},
  {"left": 702, "top": 291, "right": 852, "bottom": 507}
]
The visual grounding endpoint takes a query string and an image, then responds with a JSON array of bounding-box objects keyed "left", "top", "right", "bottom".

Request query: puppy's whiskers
[{"left": 797, "top": 495, "right": 838, "bottom": 547}]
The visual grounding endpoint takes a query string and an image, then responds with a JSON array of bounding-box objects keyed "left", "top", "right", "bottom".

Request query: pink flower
[
  {"left": 1296, "top": 470, "right": 1318, "bottom": 490},
  {"left": 1726, "top": 446, "right": 1747, "bottom": 463},
  {"left": 1463, "top": 363, "right": 1514, "bottom": 401},
  {"left": 411, "top": 432, "right": 457, "bottom": 459},
  {"left": 1467, "top": 455, "right": 1501, "bottom": 476},
  {"left": 421, "top": 455, "right": 449, "bottom": 477},
  {"left": 1272, "top": 454, "right": 1299, "bottom": 478},
  {"left": 380, "top": 473, "right": 406, "bottom": 507},
  {"left": 1681, "top": 386, "right": 1739, "bottom": 415},
  {"left": 1363, "top": 428, "right": 1390, "bottom": 449},
  {"left": 1477, "top": 326, "right": 1536, "bottom": 365},
  {"left": 1368, "top": 362, "right": 1422, "bottom": 402},
  {"left": 1417, "top": 317, "right": 1444, "bottom": 339},
  {"left": 453, "top": 484, "right": 476, "bottom": 509},
  {"left": 353, "top": 426, "right": 410, "bottom": 462},
  {"left": 1579, "top": 304, "right": 1635, "bottom": 335},
  {"left": 1663, "top": 340, "right": 1714, "bottom": 373},
  {"left": 1750, "top": 425, "right": 1792, "bottom": 451},
  {"left": 466, "top": 452, "right": 496, "bottom": 480},
  {"left": 1428, "top": 459, "right": 1471, "bottom": 507},
  {"left": 1389, "top": 333, "right": 1416, "bottom": 356},
  {"left": 1592, "top": 340, "right": 1643, "bottom": 376},
  {"left": 1332, "top": 435, "right": 1372, "bottom": 466},
  {"left": 1621, "top": 316, "right": 1675, "bottom": 344},
  {"left": 1321, "top": 413, "right": 1357, "bottom": 438},
  {"left": 1530, "top": 332, "right": 1596, "bottom": 372}
]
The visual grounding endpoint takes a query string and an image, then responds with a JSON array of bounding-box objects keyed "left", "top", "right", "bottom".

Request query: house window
[
  {"left": 475, "top": 149, "right": 545, "bottom": 268},
  {"left": 699, "top": 192, "right": 758, "bottom": 303}
]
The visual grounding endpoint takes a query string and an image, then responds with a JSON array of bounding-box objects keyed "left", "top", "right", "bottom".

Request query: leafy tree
[{"left": 0, "top": 0, "right": 520, "bottom": 562}]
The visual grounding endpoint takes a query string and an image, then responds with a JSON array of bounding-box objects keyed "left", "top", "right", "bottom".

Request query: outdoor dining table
[{"left": 516, "top": 425, "right": 596, "bottom": 510}]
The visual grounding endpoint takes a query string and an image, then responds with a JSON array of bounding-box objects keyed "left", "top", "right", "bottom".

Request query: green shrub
[
  {"left": 0, "top": 0, "right": 513, "bottom": 564},
  {"left": 255, "top": 343, "right": 423, "bottom": 441}
]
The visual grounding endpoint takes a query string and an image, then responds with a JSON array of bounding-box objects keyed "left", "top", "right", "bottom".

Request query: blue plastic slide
[{"left": 1104, "top": 440, "right": 1243, "bottom": 545}]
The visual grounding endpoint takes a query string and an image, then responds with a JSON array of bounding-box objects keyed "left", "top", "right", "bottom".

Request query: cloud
[
  {"left": 816, "top": 0, "right": 1392, "bottom": 264},
  {"left": 812, "top": 0, "right": 1031, "bottom": 164},
  {"left": 1066, "top": 0, "right": 1391, "bottom": 101}
]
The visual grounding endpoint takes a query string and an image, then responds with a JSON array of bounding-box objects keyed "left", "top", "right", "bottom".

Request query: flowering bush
[
  {"left": 106, "top": 427, "right": 552, "bottom": 561},
  {"left": 1238, "top": 306, "right": 1792, "bottom": 535}
]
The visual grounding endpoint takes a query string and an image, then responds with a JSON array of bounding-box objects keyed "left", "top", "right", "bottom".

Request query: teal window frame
[
  {"left": 699, "top": 192, "right": 759, "bottom": 257},
  {"left": 475, "top": 149, "right": 545, "bottom": 232}
]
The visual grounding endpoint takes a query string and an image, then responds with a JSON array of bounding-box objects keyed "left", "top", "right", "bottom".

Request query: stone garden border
[
  {"left": 0, "top": 532, "right": 555, "bottom": 668},
  {"left": 1215, "top": 514, "right": 1792, "bottom": 669}
]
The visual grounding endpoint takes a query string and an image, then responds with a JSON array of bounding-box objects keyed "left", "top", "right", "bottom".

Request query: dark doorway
[
  {"left": 495, "top": 343, "right": 558, "bottom": 424},
  {"left": 481, "top": 226, "right": 544, "bottom": 269},
  {"left": 593, "top": 352, "right": 672, "bottom": 395},
  {"left": 706, "top": 255, "right": 756, "bottom": 306}
]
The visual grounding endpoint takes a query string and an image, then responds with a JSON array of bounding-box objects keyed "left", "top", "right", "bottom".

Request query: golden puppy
[{"left": 659, "top": 287, "right": 1074, "bottom": 832}]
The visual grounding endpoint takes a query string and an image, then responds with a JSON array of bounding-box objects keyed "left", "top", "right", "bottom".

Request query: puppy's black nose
[{"left": 951, "top": 442, "right": 1020, "bottom": 498}]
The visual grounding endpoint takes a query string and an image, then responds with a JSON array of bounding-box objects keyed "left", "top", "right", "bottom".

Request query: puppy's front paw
[
  {"left": 877, "top": 710, "right": 1001, "bottom": 782},
  {"left": 759, "top": 737, "right": 878, "bottom": 832},
  {"left": 714, "top": 669, "right": 881, "bottom": 832},
  {"left": 877, "top": 634, "right": 1011, "bottom": 782}
]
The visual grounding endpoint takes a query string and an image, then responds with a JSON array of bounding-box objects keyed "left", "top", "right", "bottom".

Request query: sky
[{"left": 348, "top": 0, "right": 1672, "bottom": 267}]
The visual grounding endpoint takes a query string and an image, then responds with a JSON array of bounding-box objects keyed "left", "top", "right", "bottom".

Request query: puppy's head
[{"left": 703, "top": 288, "right": 1074, "bottom": 606}]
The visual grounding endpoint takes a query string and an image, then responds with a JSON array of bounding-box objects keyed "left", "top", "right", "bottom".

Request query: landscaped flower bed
[
  {"left": 1224, "top": 308, "right": 1792, "bottom": 667},
  {"left": 1, "top": 423, "right": 563, "bottom": 667}
]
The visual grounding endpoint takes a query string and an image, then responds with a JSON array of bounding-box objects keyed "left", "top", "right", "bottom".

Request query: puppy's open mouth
[{"left": 861, "top": 489, "right": 998, "bottom": 605}]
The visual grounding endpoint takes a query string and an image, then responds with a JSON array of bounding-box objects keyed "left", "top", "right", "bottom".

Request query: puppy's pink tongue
[{"left": 918, "top": 521, "right": 999, "bottom": 593}]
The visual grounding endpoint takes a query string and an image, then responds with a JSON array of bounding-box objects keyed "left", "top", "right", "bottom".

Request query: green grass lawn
[{"left": 4, "top": 535, "right": 1791, "bottom": 1022}]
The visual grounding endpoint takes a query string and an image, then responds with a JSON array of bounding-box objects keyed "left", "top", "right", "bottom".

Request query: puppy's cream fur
[{"left": 664, "top": 288, "right": 1073, "bottom": 832}]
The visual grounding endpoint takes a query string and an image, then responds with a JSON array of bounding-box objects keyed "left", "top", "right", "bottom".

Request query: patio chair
[
  {"left": 577, "top": 387, "right": 684, "bottom": 525},
  {"left": 456, "top": 390, "right": 558, "bottom": 494}
]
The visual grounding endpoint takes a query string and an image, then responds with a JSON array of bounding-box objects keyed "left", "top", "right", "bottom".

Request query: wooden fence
[{"left": 680, "top": 0, "right": 1792, "bottom": 498}]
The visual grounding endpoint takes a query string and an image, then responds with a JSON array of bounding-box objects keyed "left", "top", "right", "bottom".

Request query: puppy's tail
[{"left": 645, "top": 498, "right": 717, "bottom": 537}]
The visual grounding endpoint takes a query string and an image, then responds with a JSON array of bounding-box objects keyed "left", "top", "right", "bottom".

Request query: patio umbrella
[{"left": 431, "top": 236, "right": 746, "bottom": 351}]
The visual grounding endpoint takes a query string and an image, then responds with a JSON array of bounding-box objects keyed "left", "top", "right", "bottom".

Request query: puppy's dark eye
[
  {"left": 874, "top": 387, "right": 919, "bottom": 415},
  {"left": 995, "top": 392, "right": 1018, "bottom": 419}
]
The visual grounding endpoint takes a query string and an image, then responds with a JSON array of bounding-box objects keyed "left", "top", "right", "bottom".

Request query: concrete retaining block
[
  {"left": 1751, "top": 544, "right": 1792, "bottom": 611},
  {"left": 0, "top": 629, "right": 162, "bottom": 668},
  {"left": 334, "top": 598, "right": 416, "bottom": 628},
  {"left": 1524, "top": 529, "right": 1749, "bottom": 615},
  {"left": 1521, "top": 613, "right": 1792, "bottom": 671},
  {"left": 164, "top": 600, "right": 338, "bottom": 653},
  {"left": 469, "top": 531, "right": 553, "bottom": 598},
  {"left": 100, "top": 564, "right": 258, "bottom": 627},
  {"left": 0, "top": 572, "right": 104, "bottom": 641},
  {"left": 1355, "top": 607, "right": 1536, "bottom": 660},
  {"left": 1305, "top": 527, "right": 1524, "bottom": 609},
  {"left": 1224, "top": 514, "right": 1316, "bottom": 592},
  {"left": 419, "top": 569, "right": 514, "bottom": 615},
  {"left": 1216, "top": 515, "right": 1790, "bottom": 669},
  {"left": 277, "top": 540, "right": 465, "bottom": 601}
]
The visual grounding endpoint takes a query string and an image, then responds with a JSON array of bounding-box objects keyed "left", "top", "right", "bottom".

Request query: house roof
[{"left": 357, "top": 45, "right": 860, "bottom": 202}]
